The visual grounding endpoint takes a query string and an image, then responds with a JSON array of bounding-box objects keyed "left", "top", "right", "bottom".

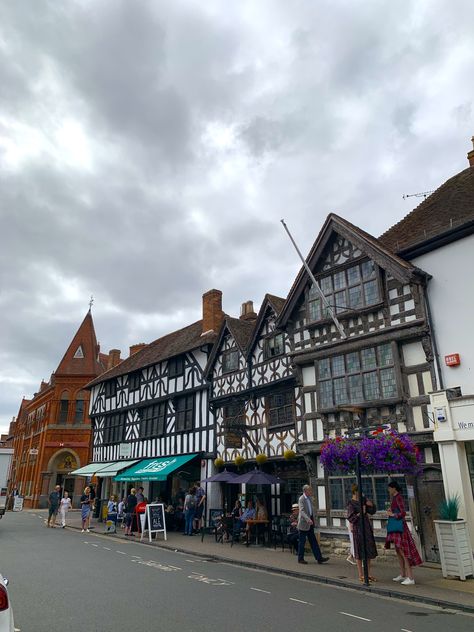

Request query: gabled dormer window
[
  {"left": 104, "top": 379, "right": 117, "bottom": 399},
  {"left": 128, "top": 371, "right": 141, "bottom": 392},
  {"left": 308, "top": 259, "right": 381, "bottom": 323},
  {"left": 222, "top": 349, "right": 239, "bottom": 373},
  {"left": 168, "top": 355, "right": 185, "bottom": 378},
  {"left": 264, "top": 333, "right": 285, "bottom": 359}
]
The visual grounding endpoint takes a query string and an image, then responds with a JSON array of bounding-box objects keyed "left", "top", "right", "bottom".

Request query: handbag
[{"left": 387, "top": 513, "right": 404, "bottom": 534}]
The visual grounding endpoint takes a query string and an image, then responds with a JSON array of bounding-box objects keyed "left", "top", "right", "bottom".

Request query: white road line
[
  {"left": 116, "top": 551, "right": 127, "bottom": 555},
  {"left": 90, "top": 544, "right": 99, "bottom": 547},
  {"left": 401, "top": 629, "right": 414, "bottom": 632},
  {"left": 340, "top": 612, "right": 372, "bottom": 622},
  {"left": 250, "top": 587, "right": 271, "bottom": 594},
  {"left": 185, "top": 559, "right": 196, "bottom": 563},
  {"left": 103, "top": 547, "right": 111, "bottom": 551},
  {"left": 290, "top": 598, "right": 312, "bottom": 605}
]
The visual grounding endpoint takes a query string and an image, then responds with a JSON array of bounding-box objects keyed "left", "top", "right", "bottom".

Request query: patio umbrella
[
  {"left": 229, "top": 468, "right": 283, "bottom": 485},
  {"left": 203, "top": 468, "right": 239, "bottom": 482}
]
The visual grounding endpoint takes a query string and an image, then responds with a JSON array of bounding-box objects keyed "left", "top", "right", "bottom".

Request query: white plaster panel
[
  {"left": 422, "top": 371, "right": 433, "bottom": 394},
  {"left": 319, "top": 517, "right": 327, "bottom": 527},
  {"left": 333, "top": 518, "right": 341, "bottom": 527},
  {"left": 402, "top": 341, "right": 425, "bottom": 366},
  {"left": 317, "top": 486, "right": 326, "bottom": 510},
  {"left": 389, "top": 303, "right": 400, "bottom": 315},
  {"left": 424, "top": 447, "right": 434, "bottom": 464},
  {"left": 317, "top": 456, "right": 324, "bottom": 478},
  {"left": 412, "top": 406, "right": 424, "bottom": 431},
  {"left": 316, "top": 419, "right": 323, "bottom": 441},
  {"left": 408, "top": 374, "right": 419, "bottom": 397},
  {"left": 306, "top": 419, "right": 314, "bottom": 442},
  {"left": 302, "top": 366, "right": 316, "bottom": 386},
  {"left": 304, "top": 393, "right": 312, "bottom": 414}
]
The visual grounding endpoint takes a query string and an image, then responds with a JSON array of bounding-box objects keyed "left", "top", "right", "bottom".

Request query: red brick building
[{"left": 9, "top": 310, "right": 110, "bottom": 508}]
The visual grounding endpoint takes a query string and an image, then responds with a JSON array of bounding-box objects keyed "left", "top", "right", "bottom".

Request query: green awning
[
  {"left": 114, "top": 454, "right": 198, "bottom": 482},
  {"left": 94, "top": 460, "right": 140, "bottom": 478},
  {"left": 70, "top": 463, "right": 109, "bottom": 477}
]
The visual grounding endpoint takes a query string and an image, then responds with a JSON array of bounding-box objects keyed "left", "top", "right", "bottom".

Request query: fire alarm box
[{"left": 445, "top": 353, "right": 461, "bottom": 367}]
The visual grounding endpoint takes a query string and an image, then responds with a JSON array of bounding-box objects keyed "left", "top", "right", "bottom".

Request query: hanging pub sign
[{"left": 142, "top": 503, "right": 167, "bottom": 542}]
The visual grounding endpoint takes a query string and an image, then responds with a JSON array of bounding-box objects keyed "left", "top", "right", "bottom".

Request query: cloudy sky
[{"left": 1, "top": 0, "right": 473, "bottom": 433}]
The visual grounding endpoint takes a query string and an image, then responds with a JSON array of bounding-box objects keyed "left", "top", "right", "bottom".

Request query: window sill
[{"left": 318, "top": 396, "right": 401, "bottom": 413}]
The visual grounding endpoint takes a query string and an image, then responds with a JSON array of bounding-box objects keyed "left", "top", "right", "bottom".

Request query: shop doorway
[{"left": 415, "top": 466, "right": 445, "bottom": 563}]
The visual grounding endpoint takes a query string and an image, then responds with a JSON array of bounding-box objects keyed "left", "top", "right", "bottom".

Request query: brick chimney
[
  {"left": 468, "top": 136, "right": 474, "bottom": 168},
  {"left": 107, "top": 349, "right": 121, "bottom": 370},
  {"left": 240, "top": 300, "right": 257, "bottom": 321},
  {"left": 129, "top": 343, "right": 147, "bottom": 357},
  {"left": 202, "top": 289, "right": 224, "bottom": 333}
]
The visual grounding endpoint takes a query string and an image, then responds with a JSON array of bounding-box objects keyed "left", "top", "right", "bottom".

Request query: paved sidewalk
[{"left": 46, "top": 509, "right": 474, "bottom": 613}]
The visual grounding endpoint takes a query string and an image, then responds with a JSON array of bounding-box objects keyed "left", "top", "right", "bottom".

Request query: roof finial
[{"left": 88, "top": 295, "right": 94, "bottom": 312}]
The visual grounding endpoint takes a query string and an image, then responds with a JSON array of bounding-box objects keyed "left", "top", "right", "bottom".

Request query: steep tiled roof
[
  {"left": 55, "top": 311, "right": 106, "bottom": 377},
  {"left": 266, "top": 294, "right": 286, "bottom": 315},
  {"left": 380, "top": 166, "right": 474, "bottom": 253},
  {"left": 86, "top": 320, "right": 217, "bottom": 387},
  {"left": 226, "top": 316, "right": 257, "bottom": 354}
]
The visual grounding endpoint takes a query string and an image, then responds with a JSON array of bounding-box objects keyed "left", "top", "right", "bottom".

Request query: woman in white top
[{"left": 59, "top": 491, "right": 72, "bottom": 528}]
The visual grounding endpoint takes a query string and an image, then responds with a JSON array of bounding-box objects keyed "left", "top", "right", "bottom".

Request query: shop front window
[{"left": 329, "top": 474, "right": 407, "bottom": 510}]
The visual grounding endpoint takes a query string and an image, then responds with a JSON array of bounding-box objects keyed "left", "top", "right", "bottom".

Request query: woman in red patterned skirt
[{"left": 385, "top": 481, "right": 422, "bottom": 586}]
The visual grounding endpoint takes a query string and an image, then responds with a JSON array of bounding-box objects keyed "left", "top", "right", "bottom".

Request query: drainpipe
[{"left": 423, "top": 284, "right": 444, "bottom": 390}]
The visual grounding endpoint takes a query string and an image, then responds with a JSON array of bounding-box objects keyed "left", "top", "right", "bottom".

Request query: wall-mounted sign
[
  {"left": 435, "top": 407, "right": 447, "bottom": 423},
  {"left": 119, "top": 443, "right": 132, "bottom": 458},
  {"left": 29, "top": 448, "right": 39, "bottom": 456},
  {"left": 445, "top": 353, "right": 461, "bottom": 366}
]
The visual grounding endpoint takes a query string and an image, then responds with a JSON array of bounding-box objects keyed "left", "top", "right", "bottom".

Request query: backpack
[{"left": 187, "top": 495, "right": 196, "bottom": 510}]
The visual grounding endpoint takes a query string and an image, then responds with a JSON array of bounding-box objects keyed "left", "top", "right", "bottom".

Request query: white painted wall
[{"left": 412, "top": 234, "right": 474, "bottom": 395}]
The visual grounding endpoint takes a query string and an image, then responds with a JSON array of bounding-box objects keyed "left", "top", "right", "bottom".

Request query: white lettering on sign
[
  {"left": 458, "top": 421, "right": 474, "bottom": 430},
  {"left": 139, "top": 458, "right": 177, "bottom": 474}
]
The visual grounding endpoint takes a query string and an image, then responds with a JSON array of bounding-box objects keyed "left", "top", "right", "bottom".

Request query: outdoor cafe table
[{"left": 244, "top": 519, "right": 269, "bottom": 546}]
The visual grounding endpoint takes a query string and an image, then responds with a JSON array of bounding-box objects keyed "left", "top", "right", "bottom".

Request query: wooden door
[{"left": 415, "top": 466, "right": 445, "bottom": 563}]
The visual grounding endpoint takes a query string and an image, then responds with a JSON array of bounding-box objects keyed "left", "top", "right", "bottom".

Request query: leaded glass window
[
  {"left": 317, "top": 343, "right": 398, "bottom": 410},
  {"left": 308, "top": 259, "right": 381, "bottom": 323},
  {"left": 266, "top": 389, "right": 295, "bottom": 428}
]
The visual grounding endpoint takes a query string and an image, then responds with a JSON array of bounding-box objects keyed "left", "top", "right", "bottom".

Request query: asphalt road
[{"left": 1, "top": 512, "right": 472, "bottom": 632}]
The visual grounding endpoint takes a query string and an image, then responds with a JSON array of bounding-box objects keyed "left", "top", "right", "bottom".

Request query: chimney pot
[
  {"left": 107, "top": 349, "right": 121, "bottom": 370},
  {"left": 202, "top": 289, "right": 224, "bottom": 333},
  {"left": 240, "top": 300, "right": 257, "bottom": 321},
  {"left": 129, "top": 343, "right": 147, "bottom": 357},
  {"left": 468, "top": 135, "right": 474, "bottom": 168}
]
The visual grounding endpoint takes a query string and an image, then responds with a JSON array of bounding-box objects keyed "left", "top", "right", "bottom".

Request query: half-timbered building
[
  {"left": 206, "top": 296, "right": 307, "bottom": 514},
  {"left": 86, "top": 290, "right": 224, "bottom": 506},
  {"left": 276, "top": 213, "right": 440, "bottom": 561}
]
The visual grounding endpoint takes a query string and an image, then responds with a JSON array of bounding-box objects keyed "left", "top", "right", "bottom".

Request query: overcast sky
[{"left": 1, "top": 0, "right": 473, "bottom": 433}]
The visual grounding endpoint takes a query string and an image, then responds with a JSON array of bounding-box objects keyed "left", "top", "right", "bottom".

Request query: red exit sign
[{"left": 445, "top": 353, "right": 461, "bottom": 366}]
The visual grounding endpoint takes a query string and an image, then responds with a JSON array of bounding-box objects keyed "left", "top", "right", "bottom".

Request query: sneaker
[
  {"left": 81, "top": 529, "right": 85, "bottom": 533},
  {"left": 86, "top": 529, "right": 90, "bottom": 533},
  {"left": 401, "top": 578, "right": 415, "bottom": 586},
  {"left": 346, "top": 555, "right": 356, "bottom": 566},
  {"left": 392, "top": 575, "right": 405, "bottom": 582}
]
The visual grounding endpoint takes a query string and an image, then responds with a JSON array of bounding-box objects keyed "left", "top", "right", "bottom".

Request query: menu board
[{"left": 142, "top": 503, "right": 167, "bottom": 542}]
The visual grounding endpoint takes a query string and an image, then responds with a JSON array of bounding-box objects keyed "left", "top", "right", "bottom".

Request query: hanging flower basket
[
  {"left": 320, "top": 430, "right": 422, "bottom": 475},
  {"left": 234, "top": 455, "right": 245, "bottom": 468},
  {"left": 284, "top": 449, "right": 296, "bottom": 460},
  {"left": 214, "top": 457, "right": 224, "bottom": 469},
  {"left": 255, "top": 453, "right": 268, "bottom": 466}
]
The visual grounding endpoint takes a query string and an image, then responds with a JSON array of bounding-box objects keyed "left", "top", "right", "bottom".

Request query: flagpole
[{"left": 280, "top": 219, "right": 347, "bottom": 340}]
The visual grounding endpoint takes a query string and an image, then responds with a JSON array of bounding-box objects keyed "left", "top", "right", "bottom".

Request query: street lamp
[{"left": 338, "top": 406, "right": 389, "bottom": 586}]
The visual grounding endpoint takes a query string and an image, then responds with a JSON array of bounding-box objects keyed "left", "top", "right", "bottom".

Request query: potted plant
[{"left": 434, "top": 495, "right": 474, "bottom": 581}]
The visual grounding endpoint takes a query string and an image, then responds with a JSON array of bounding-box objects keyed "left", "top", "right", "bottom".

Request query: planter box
[{"left": 434, "top": 519, "right": 474, "bottom": 581}]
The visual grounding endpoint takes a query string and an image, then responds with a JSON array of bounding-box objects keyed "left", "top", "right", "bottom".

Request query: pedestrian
[
  {"left": 193, "top": 481, "right": 206, "bottom": 532},
  {"left": 297, "top": 485, "right": 329, "bottom": 565},
  {"left": 47, "top": 485, "right": 61, "bottom": 528},
  {"left": 183, "top": 486, "right": 197, "bottom": 535},
  {"left": 124, "top": 488, "right": 137, "bottom": 536},
  {"left": 385, "top": 481, "right": 422, "bottom": 586},
  {"left": 286, "top": 503, "right": 300, "bottom": 553},
  {"left": 347, "top": 484, "right": 378, "bottom": 582},
  {"left": 59, "top": 491, "right": 72, "bottom": 528},
  {"left": 136, "top": 487, "right": 145, "bottom": 503},
  {"left": 87, "top": 484, "right": 96, "bottom": 530},
  {"left": 80, "top": 486, "right": 92, "bottom": 533}
]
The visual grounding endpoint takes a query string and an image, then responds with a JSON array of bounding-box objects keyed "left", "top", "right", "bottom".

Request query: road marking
[
  {"left": 250, "top": 587, "right": 271, "bottom": 594},
  {"left": 401, "top": 629, "right": 414, "bottom": 632},
  {"left": 116, "top": 551, "right": 127, "bottom": 555},
  {"left": 188, "top": 573, "right": 234, "bottom": 586},
  {"left": 289, "top": 598, "right": 313, "bottom": 605},
  {"left": 91, "top": 543, "right": 99, "bottom": 547},
  {"left": 340, "top": 612, "right": 371, "bottom": 622},
  {"left": 103, "top": 547, "right": 111, "bottom": 551},
  {"left": 186, "top": 559, "right": 196, "bottom": 563}
]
